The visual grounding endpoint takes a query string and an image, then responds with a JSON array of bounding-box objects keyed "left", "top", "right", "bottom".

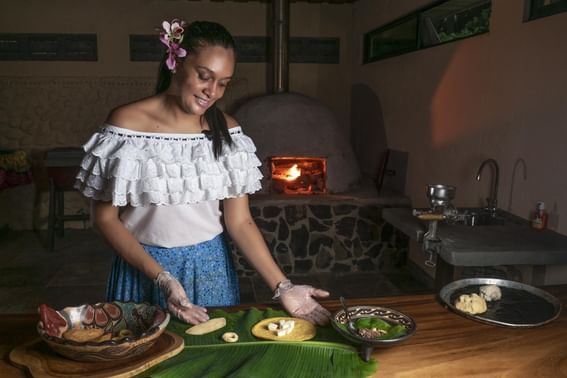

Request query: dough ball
[
  {"left": 454, "top": 293, "right": 487, "bottom": 315},
  {"left": 479, "top": 285, "right": 501, "bottom": 302}
]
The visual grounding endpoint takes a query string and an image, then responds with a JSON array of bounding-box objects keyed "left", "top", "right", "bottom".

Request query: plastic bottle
[{"left": 531, "top": 201, "right": 548, "bottom": 230}]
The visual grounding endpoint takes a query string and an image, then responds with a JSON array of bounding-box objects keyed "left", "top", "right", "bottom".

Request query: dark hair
[{"left": 156, "top": 21, "right": 236, "bottom": 158}]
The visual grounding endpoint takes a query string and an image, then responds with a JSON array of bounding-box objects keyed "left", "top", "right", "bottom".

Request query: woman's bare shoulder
[
  {"left": 106, "top": 96, "right": 161, "bottom": 130},
  {"left": 224, "top": 113, "right": 240, "bottom": 129}
]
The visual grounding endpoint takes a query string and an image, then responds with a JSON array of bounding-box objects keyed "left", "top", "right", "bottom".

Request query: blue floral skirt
[{"left": 105, "top": 233, "right": 240, "bottom": 309}]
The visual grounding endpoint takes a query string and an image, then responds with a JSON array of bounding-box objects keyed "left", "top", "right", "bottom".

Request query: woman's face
[{"left": 172, "top": 45, "right": 235, "bottom": 116}]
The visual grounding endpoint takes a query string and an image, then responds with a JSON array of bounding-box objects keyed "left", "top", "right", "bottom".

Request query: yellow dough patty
[{"left": 251, "top": 317, "right": 316, "bottom": 341}]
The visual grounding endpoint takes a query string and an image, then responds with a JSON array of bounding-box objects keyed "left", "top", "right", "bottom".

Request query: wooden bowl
[{"left": 37, "top": 301, "right": 169, "bottom": 362}]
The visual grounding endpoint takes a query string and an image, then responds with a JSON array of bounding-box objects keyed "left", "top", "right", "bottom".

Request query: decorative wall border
[
  {"left": 129, "top": 35, "right": 339, "bottom": 64},
  {"left": 0, "top": 33, "right": 97, "bottom": 61}
]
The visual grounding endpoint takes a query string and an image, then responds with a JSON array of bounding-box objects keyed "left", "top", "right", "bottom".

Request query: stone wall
[{"left": 230, "top": 200, "right": 409, "bottom": 277}]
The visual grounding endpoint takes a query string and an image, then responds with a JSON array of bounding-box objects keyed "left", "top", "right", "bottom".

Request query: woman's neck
[{"left": 158, "top": 93, "right": 206, "bottom": 132}]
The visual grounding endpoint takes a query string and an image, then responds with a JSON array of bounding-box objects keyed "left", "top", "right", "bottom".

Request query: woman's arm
[
  {"left": 222, "top": 196, "right": 286, "bottom": 291},
  {"left": 92, "top": 200, "right": 209, "bottom": 324},
  {"left": 92, "top": 200, "right": 163, "bottom": 280},
  {"left": 223, "top": 195, "right": 331, "bottom": 324}
]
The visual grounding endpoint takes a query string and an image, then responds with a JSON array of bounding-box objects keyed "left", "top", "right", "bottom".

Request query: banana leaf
[{"left": 138, "top": 308, "right": 377, "bottom": 378}]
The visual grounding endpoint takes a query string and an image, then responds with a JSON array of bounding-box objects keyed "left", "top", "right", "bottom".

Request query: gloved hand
[
  {"left": 273, "top": 279, "right": 331, "bottom": 325},
  {"left": 154, "top": 271, "right": 209, "bottom": 325}
]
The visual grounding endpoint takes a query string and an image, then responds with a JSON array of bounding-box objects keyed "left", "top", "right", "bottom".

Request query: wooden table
[{"left": 2, "top": 286, "right": 567, "bottom": 377}]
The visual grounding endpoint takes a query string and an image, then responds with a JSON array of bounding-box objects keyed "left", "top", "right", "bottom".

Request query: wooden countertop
[{"left": 3, "top": 286, "right": 567, "bottom": 377}]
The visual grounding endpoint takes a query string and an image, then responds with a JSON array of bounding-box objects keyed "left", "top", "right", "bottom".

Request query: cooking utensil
[
  {"left": 339, "top": 296, "right": 357, "bottom": 335},
  {"left": 427, "top": 184, "right": 456, "bottom": 208},
  {"left": 439, "top": 278, "right": 562, "bottom": 327}
]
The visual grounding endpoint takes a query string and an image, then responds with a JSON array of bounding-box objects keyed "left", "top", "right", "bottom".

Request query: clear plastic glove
[
  {"left": 154, "top": 271, "right": 209, "bottom": 325},
  {"left": 274, "top": 279, "right": 331, "bottom": 325}
]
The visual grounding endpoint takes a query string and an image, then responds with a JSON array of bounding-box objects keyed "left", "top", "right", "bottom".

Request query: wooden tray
[{"left": 9, "top": 331, "right": 184, "bottom": 378}]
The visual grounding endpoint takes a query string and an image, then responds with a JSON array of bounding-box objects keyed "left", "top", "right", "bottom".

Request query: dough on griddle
[
  {"left": 454, "top": 293, "right": 487, "bottom": 315},
  {"left": 479, "top": 285, "right": 501, "bottom": 302}
]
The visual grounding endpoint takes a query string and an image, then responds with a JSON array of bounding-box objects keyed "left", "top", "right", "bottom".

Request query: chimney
[{"left": 272, "top": 0, "right": 289, "bottom": 93}]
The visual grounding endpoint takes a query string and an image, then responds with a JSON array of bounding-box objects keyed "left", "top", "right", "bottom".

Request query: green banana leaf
[{"left": 138, "top": 308, "right": 377, "bottom": 378}]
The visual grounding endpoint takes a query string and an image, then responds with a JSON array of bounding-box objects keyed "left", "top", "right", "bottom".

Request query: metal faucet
[{"left": 476, "top": 159, "right": 499, "bottom": 212}]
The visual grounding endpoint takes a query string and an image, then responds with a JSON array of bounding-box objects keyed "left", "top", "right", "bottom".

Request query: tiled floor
[{"left": 0, "top": 229, "right": 431, "bottom": 314}]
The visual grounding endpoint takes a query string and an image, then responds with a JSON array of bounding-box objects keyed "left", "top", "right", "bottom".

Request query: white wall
[{"left": 352, "top": 0, "right": 567, "bottom": 284}]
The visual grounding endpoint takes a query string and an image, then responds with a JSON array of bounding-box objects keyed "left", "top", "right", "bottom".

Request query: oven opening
[{"left": 270, "top": 156, "right": 327, "bottom": 195}]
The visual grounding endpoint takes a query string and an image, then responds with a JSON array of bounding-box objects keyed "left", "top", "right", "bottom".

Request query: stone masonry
[{"left": 229, "top": 200, "right": 409, "bottom": 277}]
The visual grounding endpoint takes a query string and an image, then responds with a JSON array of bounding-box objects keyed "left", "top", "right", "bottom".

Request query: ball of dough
[
  {"left": 479, "top": 285, "right": 501, "bottom": 302},
  {"left": 454, "top": 293, "right": 487, "bottom": 314},
  {"left": 222, "top": 332, "right": 239, "bottom": 343}
]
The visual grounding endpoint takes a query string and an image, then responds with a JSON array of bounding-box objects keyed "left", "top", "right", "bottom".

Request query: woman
[{"left": 75, "top": 20, "right": 330, "bottom": 325}]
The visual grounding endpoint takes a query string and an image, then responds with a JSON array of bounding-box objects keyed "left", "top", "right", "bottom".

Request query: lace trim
[{"left": 74, "top": 125, "right": 263, "bottom": 206}]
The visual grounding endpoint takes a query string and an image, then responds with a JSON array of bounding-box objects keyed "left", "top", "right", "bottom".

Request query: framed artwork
[{"left": 525, "top": 0, "right": 567, "bottom": 21}]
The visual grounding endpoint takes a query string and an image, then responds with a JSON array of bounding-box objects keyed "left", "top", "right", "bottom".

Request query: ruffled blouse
[{"left": 74, "top": 124, "right": 263, "bottom": 207}]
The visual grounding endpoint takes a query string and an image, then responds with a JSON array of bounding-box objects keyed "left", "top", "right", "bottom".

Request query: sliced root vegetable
[{"left": 222, "top": 332, "right": 239, "bottom": 343}]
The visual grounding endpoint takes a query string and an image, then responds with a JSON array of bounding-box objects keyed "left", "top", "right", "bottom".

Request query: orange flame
[{"left": 284, "top": 164, "right": 301, "bottom": 181}]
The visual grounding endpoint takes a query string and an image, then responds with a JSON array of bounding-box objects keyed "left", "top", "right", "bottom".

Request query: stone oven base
[{"left": 228, "top": 192, "right": 410, "bottom": 278}]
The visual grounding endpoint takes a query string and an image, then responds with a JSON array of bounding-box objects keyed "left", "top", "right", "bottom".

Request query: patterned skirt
[{"left": 105, "top": 233, "right": 240, "bottom": 309}]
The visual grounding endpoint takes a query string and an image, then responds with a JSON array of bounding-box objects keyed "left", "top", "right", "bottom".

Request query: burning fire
[
  {"left": 284, "top": 164, "right": 301, "bottom": 181},
  {"left": 270, "top": 157, "right": 327, "bottom": 195},
  {"left": 272, "top": 163, "right": 302, "bottom": 181}
]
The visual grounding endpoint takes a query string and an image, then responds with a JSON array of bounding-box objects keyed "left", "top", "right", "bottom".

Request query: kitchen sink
[{"left": 456, "top": 208, "right": 526, "bottom": 227}]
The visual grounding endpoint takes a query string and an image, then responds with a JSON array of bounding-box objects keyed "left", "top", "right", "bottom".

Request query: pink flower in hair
[{"left": 159, "top": 19, "right": 187, "bottom": 73}]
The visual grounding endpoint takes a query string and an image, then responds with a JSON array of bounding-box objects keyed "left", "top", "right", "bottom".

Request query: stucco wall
[
  {"left": 352, "top": 0, "right": 567, "bottom": 284},
  {"left": 0, "top": 0, "right": 353, "bottom": 229},
  {"left": 352, "top": 0, "right": 566, "bottom": 233}
]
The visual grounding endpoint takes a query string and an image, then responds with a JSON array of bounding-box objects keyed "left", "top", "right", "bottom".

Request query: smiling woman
[{"left": 73, "top": 19, "right": 332, "bottom": 328}]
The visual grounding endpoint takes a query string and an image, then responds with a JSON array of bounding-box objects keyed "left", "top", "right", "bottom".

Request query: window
[
  {"left": 525, "top": 0, "right": 567, "bottom": 21},
  {"left": 363, "top": 0, "right": 491, "bottom": 64}
]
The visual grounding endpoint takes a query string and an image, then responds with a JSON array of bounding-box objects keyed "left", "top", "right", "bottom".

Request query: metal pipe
[{"left": 272, "top": 0, "right": 289, "bottom": 93}]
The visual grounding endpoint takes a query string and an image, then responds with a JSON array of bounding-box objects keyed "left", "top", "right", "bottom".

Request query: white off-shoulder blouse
[{"left": 74, "top": 124, "right": 263, "bottom": 247}]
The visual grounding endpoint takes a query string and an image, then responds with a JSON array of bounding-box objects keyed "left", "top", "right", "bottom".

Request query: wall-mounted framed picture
[
  {"left": 363, "top": 14, "right": 418, "bottom": 63},
  {"left": 525, "top": 0, "right": 567, "bottom": 21},
  {"left": 363, "top": 0, "right": 492, "bottom": 64}
]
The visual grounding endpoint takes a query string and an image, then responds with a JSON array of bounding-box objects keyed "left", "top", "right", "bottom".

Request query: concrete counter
[{"left": 382, "top": 207, "right": 567, "bottom": 288}]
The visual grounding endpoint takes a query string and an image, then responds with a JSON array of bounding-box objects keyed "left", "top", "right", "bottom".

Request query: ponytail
[{"left": 204, "top": 104, "right": 232, "bottom": 158}]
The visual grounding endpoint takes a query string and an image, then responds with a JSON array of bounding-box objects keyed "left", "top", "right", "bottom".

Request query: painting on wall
[{"left": 526, "top": 0, "right": 567, "bottom": 20}]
